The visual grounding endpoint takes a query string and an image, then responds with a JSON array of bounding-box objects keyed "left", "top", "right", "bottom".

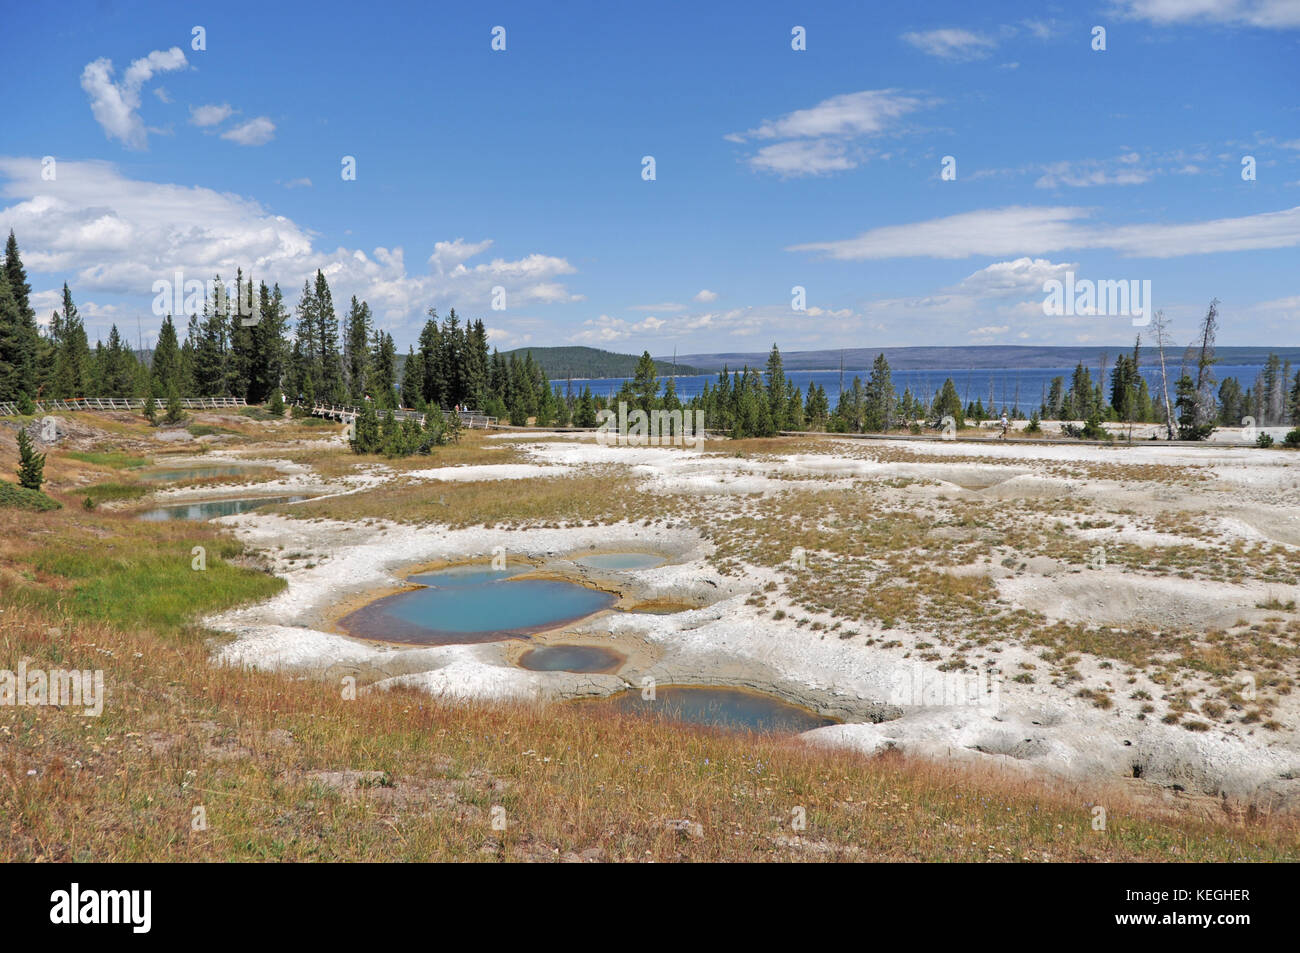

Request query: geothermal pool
[
  {"left": 339, "top": 564, "right": 618, "bottom": 645},
  {"left": 584, "top": 686, "right": 836, "bottom": 733},
  {"left": 138, "top": 495, "right": 311, "bottom": 521}
]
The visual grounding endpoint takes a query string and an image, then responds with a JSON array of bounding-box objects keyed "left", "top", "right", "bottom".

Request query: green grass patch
[
  {"left": 80, "top": 482, "right": 149, "bottom": 504},
  {"left": 0, "top": 481, "right": 62, "bottom": 511},
  {"left": 20, "top": 536, "right": 283, "bottom": 632},
  {"left": 64, "top": 450, "right": 149, "bottom": 469}
]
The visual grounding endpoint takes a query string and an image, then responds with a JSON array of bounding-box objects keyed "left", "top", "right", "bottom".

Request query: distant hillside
[
  {"left": 498, "top": 346, "right": 700, "bottom": 380},
  {"left": 671, "top": 345, "right": 1300, "bottom": 373}
]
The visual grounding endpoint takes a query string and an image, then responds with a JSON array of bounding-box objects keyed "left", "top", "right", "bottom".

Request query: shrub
[
  {"left": 1284, "top": 428, "right": 1300, "bottom": 448},
  {"left": 16, "top": 392, "right": 36, "bottom": 415},
  {"left": 1080, "top": 411, "right": 1113, "bottom": 441},
  {"left": 1256, "top": 431, "right": 1275, "bottom": 448},
  {"left": 1026, "top": 410, "right": 1042, "bottom": 434},
  {"left": 0, "top": 481, "right": 60, "bottom": 511},
  {"left": 267, "top": 389, "right": 286, "bottom": 417}
]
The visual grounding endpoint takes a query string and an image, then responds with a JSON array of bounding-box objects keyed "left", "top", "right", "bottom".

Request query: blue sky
[{"left": 1, "top": 0, "right": 1298, "bottom": 356}]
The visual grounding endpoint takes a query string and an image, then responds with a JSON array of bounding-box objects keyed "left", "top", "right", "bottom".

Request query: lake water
[
  {"left": 339, "top": 564, "right": 617, "bottom": 645},
  {"left": 585, "top": 685, "right": 836, "bottom": 733},
  {"left": 139, "top": 465, "right": 254, "bottom": 481},
  {"left": 138, "top": 495, "right": 309, "bottom": 521},
  {"left": 567, "top": 364, "right": 1275, "bottom": 415}
]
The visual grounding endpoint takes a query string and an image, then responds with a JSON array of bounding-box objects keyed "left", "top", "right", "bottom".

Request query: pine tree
[
  {"left": 350, "top": 401, "right": 381, "bottom": 454},
  {"left": 0, "top": 267, "right": 26, "bottom": 401},
  {"left": 248, "top": 282, "right": 288, "bottom": 404},
  {"left": 575, "top": 386, "right": 597, "bottom": 427},
  {"left": 764, "top": 345, "right": 786, "bottom": 428},
  {"left": 371, "top": 330, "right": 397, "bottom": 408},
  {"left": 932, "top": 378, "right": 964, "bottom": 429},
  {"left": 400, "top": 347, "right": 424, "bottom": 408},
  {"left": 192, "top": 278, "right": 229, "bottom": 396},
  {"left": 100, "top": 324, "right": 137, "bottom": 397},
  {"left": 314, "top": 270, "right": 345, "bottom": 402},
  {"left": 290, "top": 279, "right": 320, "bottom": 399},
  {"left": 343, "top": 295, "right": 372, "bottom": 402},
  {"left": 165, "top": 384, "right": 186, "bottom": 424},
  {"left": 51, "top": 284, "right": 91, "bottom": 398},
  {"left": 2, "top": 231, "right": 39, "bottom": 397},
  {"left": 151, "top": 315, "right": 182, "bottom": 396},
  {"left": 864, "top": 352, "right": 895, "bottom": 432},
  {"left": 631, "top": 350, "right": 659, "bottom": 413},
  {"left": 16, "top": 427, "right": 45, "bottom": 490}
]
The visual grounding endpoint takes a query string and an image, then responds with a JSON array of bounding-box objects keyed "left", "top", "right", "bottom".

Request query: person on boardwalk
[{"left": 999, "top": 412, "right": 1010, "bottom": 439}]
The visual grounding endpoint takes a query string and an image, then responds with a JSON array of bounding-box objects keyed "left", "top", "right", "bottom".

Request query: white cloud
[
  {"left": 153, "top": 87, "right": 173, "bottom": 104},
  {"left": 728, "top": 90, "right": 927, "bottom": 178},
  {"left": 430, "top": 238, "right": 495, "bottom": 272},
  {"left": 80, "top": 47, "right": 188, "bottom": 150},
  {"left": 750, "top": 139, "right": 858, "bottom": 176},
  {"left": 730, "top": 89, "right": 923, "bottom": 142},
  {"left": 955, "top": 257, "right": 1076, "bottom": 295},
  {"left": 190, "top": 103, "right": 234, "bottom": 127},
  {"left": 221, "top": 117, "right": 276, "bottom": 146},
  {"left": 1113, "top": 0, "right": 1300, "bottom": 28},
  {"left": 1035, "top": 155, "right": 1153, "bottom": 188},
  {"left": 902, "top": 28, "right": 997, "bottom": 60},
  {"left": 693, "top": 289, "right": 718, "bottom": 303},
  {"left": 0, "top": 157, "right": 581, "bottom": 331},
  {"left": 283, "top": 177, "right": 312, "bottom": 189},
  {"left": 789, "top": 205, "right": 1300, "bottom": 260}
]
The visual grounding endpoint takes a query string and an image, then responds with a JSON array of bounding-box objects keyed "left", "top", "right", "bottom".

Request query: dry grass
[{"left": 4, "top": 605, "right": 1296, "bottom": 862}]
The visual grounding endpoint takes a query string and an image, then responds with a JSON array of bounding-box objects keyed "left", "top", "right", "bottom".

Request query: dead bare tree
[{"left": 1151, "top": 310, "right": 1176, "bottom": 440}]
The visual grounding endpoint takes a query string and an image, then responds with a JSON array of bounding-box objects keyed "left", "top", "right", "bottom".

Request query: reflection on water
[
  {"left": 586, "top": 686, "right": 835, "bottom": 733},
  {"left": 138, "top": 495, "right": 309, "bottom": 521}
]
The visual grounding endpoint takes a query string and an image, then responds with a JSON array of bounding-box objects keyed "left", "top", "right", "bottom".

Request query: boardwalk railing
[
  {"left": 0, "top": 396, "right": 248, "bottom": 416},
  {"left": 307, "top": 402, "right": 497, "bottom": 430}
]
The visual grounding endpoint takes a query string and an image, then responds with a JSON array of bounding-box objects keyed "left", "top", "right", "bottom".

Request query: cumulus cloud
[
  {"left": 80, "top": 47, "right": 188, "bottom": 149},
  {"left": 221, "top": 117, "right": 276, "bottom": 146},
  {"left": 0, "top": 157, "right": 580, "bottom": 332},
  {"left": 789, "top": 205, "right": 1300, "bottom": 260},
  {"left": 190, "top": 103, "right": 234, "bottom": 127},
  {"left": 693, "top": 289, "right": 718, "bottom": 303}
]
